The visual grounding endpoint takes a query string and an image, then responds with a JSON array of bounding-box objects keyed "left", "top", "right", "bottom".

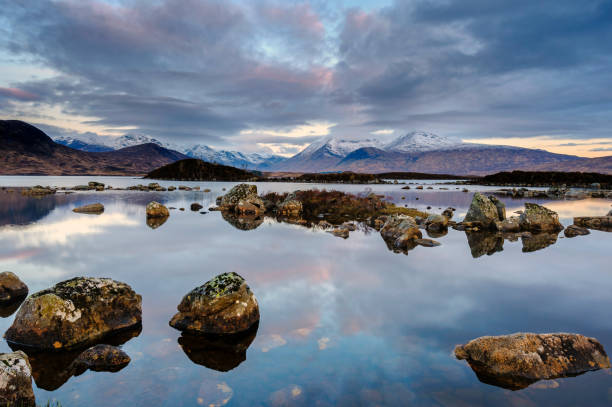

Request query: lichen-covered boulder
[
  {"left": 73, "top": 203, "right": 104, "bottom": 214},
  {"left": 0, "top": 271, "right": 28, "bottom": 303},
  {"left": 380, "top": 215, "right": 422, "bottom": 251},
  {"left": 463, "top": 193, "right": 500, "bottom": 229},
  {"left": 519, "top": 203, "right": 563, "bottom": 232},
  {"left": 5, "top": 277, "right": 142, "bottom": 350},
  {"left": 278, "top": 199, "right": 303, "bottom": 217},
  {"left": 170, "top": 272, "right": 259, "bottom": 335},
  {"left": 219, "top": 184, "right": 258, "bottom": 209},
  {"left": 0, "top": 351, "right": 35, "bottom": 407},
  {"left": 455, "top": 333, "right": 610, "bottom": 390},
  {"left": 146, "top": 201, "right": 169, "bottom": 218}
]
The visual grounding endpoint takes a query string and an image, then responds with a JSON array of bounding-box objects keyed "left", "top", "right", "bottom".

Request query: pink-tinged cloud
[
  {"left": 0, "top": 87, "right": 39, "bottom": 101},
  {"left": 261, "top": 3, "right": 324, "bottom": 39}
]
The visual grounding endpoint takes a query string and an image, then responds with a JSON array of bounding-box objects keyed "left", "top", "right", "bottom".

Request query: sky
[{"left": 1, "top": 0, "right": 612, "bottom": 157}]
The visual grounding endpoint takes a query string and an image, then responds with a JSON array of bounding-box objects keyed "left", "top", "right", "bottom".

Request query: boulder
[
  {"left": 0, "top": 271, "right": 28, "bottom": 303},
  {"left": 170, "top": 272, "right": 259, "bottom": 335},
  {"left": 488, "top": 195, "right": 506, "bottom": 221},
  {"left": 146, "top": 201, "right": 169, "bottom": 218},
  {"left": 564, "top": 224, "right": 590, "bottom": 238},
  {"left": 0, "top": 351, "right": 35, "bottom": 407},
  {"left": 168, "top": 186, "right": 176, "bottom": 191},
  {"left": 519, "top": 203, "right": 563, "bottom": 232},
  {"left": 573, "top": 216, "right": 612, "bottom": 232},
  {"left": 463, "top": 192, "right": 500, "bottom": 229},
  {"left": 88, "top": 181, "right": 105, "bottom": 188},
  {"left": 441, "top": 207, "right": 455, "bottom": 219},
  {"left": 5, "top": 277, "right": 142, "bottom": 350},
  {"left": 500, "top": 217, "right": 520, "bottom": 233},
  {"left": 380, "top": 215, "right": 422, "bottom": 251},
  {"left": 190, "top": 203, "right": 203, "bottom": 211},
  {"left": 455, "top": 333, "right": 610, "bottom": 390},
  {"left": 424, "top": 214, "right": 448, "bottom": 232},
  {"left": 73, "top": 203, "right": 104, "bottom": 214},
  {"left": 235, "top": 197, "right": 264, "bottom": 215},
  {"left": 278, "top": 199, "right": 303, "bottom": 217},
  {"left": 219, "top": 184, "right": 258, "bottom": 210}
]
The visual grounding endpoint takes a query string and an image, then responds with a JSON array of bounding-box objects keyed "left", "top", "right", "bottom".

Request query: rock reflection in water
[
  {"left": 9, "top": 324, "right": 141, "bottom": 391},
  {"left": 465, "top": 231, "right": 504, "bottom": 258},
  {"left": 521, "top": 231, "right": 560, "bottom": 253},
  {"left": 221, "top": 211, "right": 264, "bottom": 231},
  {"left": 146, "top": 215, "right": 168, "bottom": 229},
  {"left": 0, "top": 294, "right": 27, "bottom": 318},
  {"left": 178, "top": 322, "right": 258, "bottom": 372}
]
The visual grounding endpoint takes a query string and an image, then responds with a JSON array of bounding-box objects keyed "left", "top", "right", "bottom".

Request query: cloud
[
  {"left": 1, "top": 0, "right": 612, "bottom": 152},
  {"left": 370, "top": 129, "right": 394, "bottom": 135},
  {"left": 590, "top": 147, "right": 612, "bottom": 152}
]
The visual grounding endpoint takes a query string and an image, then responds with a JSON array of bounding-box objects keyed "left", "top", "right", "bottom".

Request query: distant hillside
[
  {"left": 272, "top": 132, "right": 612, "bottom": 175},
  {"left": 477, "top": 170, "right": 612, "bottom": 188},
  {"left": 145, "top": 158, "right": 260, "bottom": 181},
  {"left": 0, "top": 120, "right": 188, "bottom": 175}
]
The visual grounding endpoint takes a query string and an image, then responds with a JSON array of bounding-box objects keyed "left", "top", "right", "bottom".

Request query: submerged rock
[
  {"left": 0, "top": 351, "right": 35, "bottom": 407},
  {"left": 71, "top": 344, "right": 130, "bottom": 374},
  {"left": 72, "top": 203, "right": 104, "bottom": 214},
  {"left": 455, "top": 333, "right": 610, "bottom": 390},
  {"left": 564, "top": 224, "right": 590, "bottom": 238},
  {"left": 415, "top": 238, "right": 441, "bottom": 247},
  {"left": 5, "top": 277, "right": 142, "bottom": 350},
  {"left": 463, "top": 193, "right": 500, "bottom": 229},
  {"left": 0, "top": 271, "right": 28, "bottom": 303},
  {"left": 178, "top": 322, "right": 258, "bottom": 372},
  {"left": 170, "top": 272, "right": 259, "bottom": 335},
  {"left": 519, "top": 203, "right": 563, "bottom": 232},
  {"left": 146, "top": 201, "right": 169, "bottom": 218}
]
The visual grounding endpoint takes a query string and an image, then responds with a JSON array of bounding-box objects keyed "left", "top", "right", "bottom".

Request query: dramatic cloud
[{"left": 1, "top": 0, "right": 611, "bottom": 155}]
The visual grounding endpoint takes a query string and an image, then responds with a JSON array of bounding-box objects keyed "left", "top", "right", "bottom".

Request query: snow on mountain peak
[{"left": 384, "top": 131, "right": 463, "bottom": 153}]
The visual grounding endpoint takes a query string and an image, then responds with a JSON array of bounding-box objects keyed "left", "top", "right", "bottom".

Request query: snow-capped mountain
[
  {"left": 383, "top": 131, "right": 463, "bottom": 153},
  {"left": 52, "top": 134, "right": 285, "bottom": 170}
]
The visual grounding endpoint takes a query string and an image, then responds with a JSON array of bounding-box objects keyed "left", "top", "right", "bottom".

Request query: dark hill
[
  {"left": 476, "top": 170, "right": 612, "bottom": 188},
  {"left": 145, "top": 158, "right": 260, "bottom": 181},
  {"left": 0, "top": 120, "right": 188, "bottom": 175}
]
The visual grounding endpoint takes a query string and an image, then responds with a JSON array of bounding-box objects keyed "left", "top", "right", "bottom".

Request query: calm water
[{"left": 0, "top": 176, "right": 611, "bottom": 406}]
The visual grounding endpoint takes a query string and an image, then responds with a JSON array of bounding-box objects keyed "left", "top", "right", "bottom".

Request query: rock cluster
[
  {"left": 455, "top": 333, "right": 610, "bottom": 390},
  {"left": 216, "top": 184, "right": 264, "bottom": 215},
  {"left": 170, "top": 272, "right": 259, "bottom": 335},
  {"left": 5, "top": 277, "right": 142, "bottom": 350}
]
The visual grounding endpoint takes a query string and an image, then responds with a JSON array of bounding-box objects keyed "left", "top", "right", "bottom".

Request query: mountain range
[
  {"left": 0, "top": 120, "right": 188, "bottom": 175},
  {"left": 53, "top": 133, "right": 284, "bottom": 170},
  {"left": 3, "top": 121, "right": 611, "bottom": 175}
]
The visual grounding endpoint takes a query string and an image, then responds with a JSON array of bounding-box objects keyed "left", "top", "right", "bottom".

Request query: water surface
[{"left": 0, "top": 176, "right": 611, "bottom": 406}]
